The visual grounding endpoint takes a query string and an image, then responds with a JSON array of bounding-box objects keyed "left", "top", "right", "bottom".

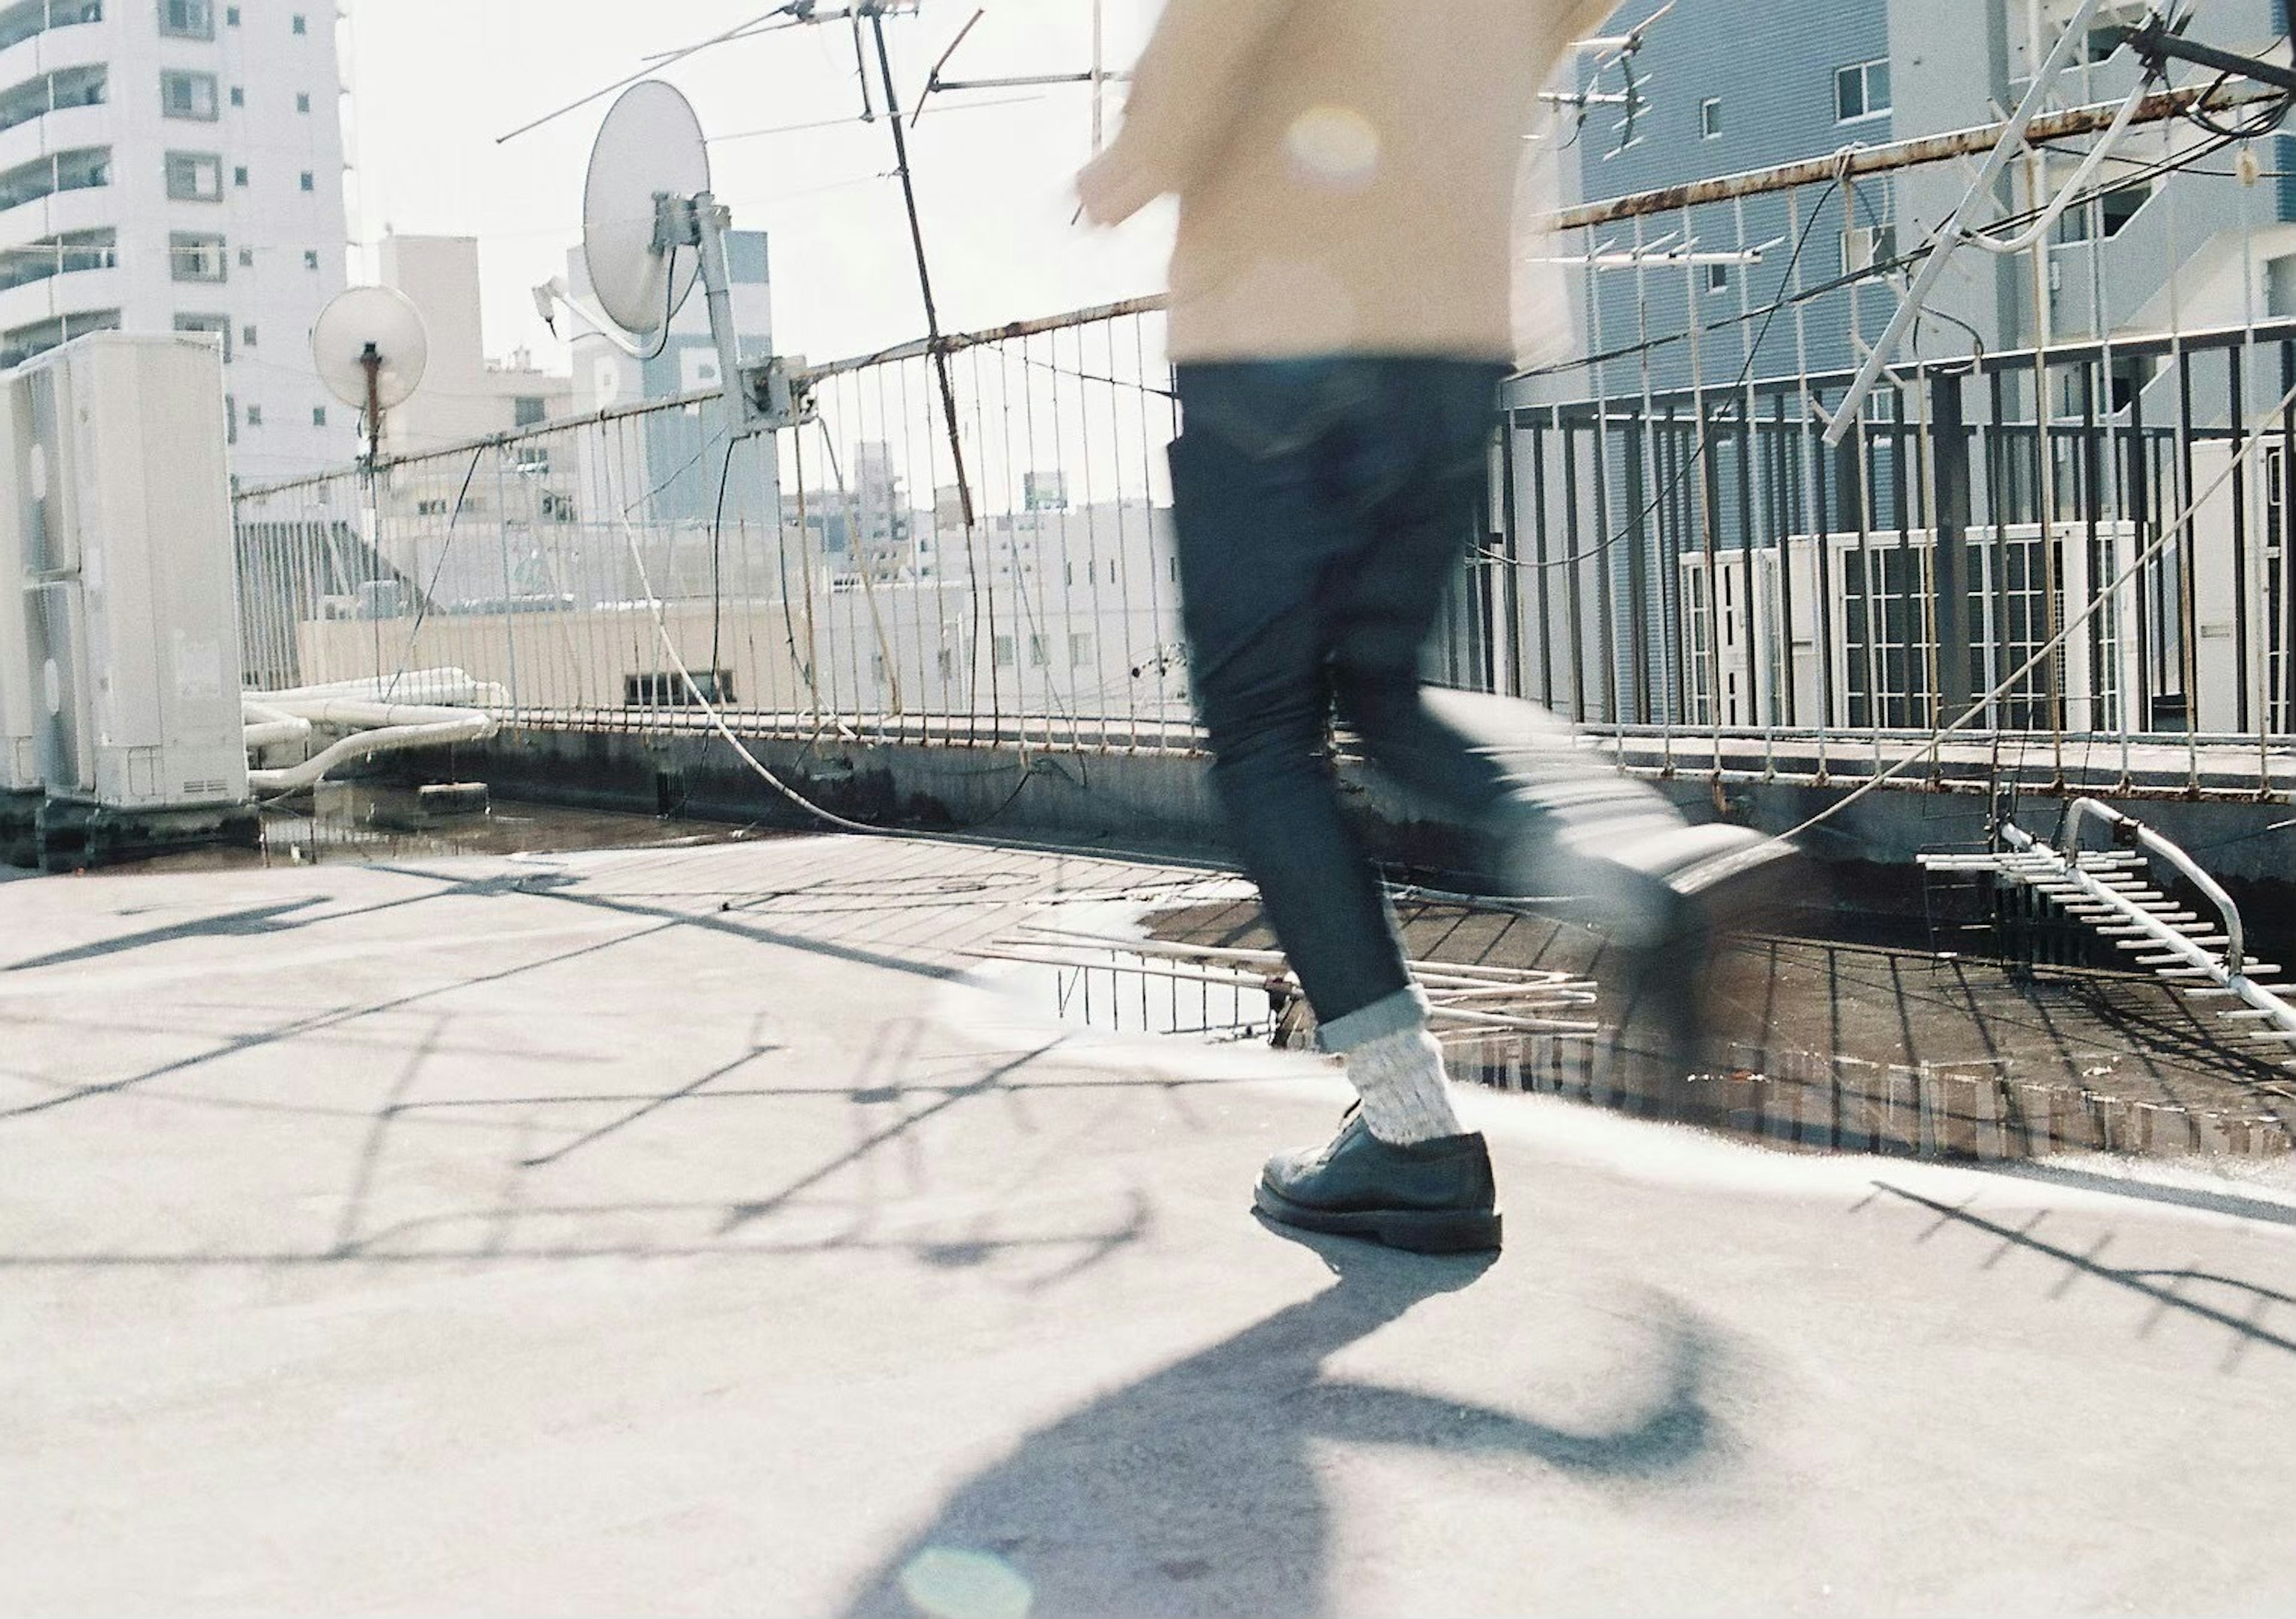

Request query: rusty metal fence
[
  {"left": 233, "top": 300, "right": 1189, "bottom": 755},
  {"left": 234, "top": 121, "right": 2296, "bottom": 804}
]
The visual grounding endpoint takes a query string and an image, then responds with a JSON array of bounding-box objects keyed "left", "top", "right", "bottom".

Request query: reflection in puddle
[{"left": 86, "top": 783, "right": 775, "bottom": 876}]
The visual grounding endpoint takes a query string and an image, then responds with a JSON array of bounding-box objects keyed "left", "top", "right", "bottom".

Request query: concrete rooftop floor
[{"left": 5, "top": 830, "right": 2296, "bottom": 1616}]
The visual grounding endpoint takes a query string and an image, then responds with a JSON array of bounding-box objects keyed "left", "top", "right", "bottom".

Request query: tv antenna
[
  {"left": 1818, "top": 0, "right": 2234, "bottom": 444},
  {"left": 1544, "top": 1, "right": 1674, "bottom": 154},
  {"left": 312, "top": 284, "right": 430, "bottom": 471},
  {"left": 533, "top": 79, "right": 770, "bottom": 435}
]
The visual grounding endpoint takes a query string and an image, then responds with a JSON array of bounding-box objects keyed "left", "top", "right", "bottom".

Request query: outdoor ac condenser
[
  {"left": 2, "top": 334, "right": 248, "bottom": 810},
  {"left": 0, "top": 435, "right": 33, "bottom": 795}
]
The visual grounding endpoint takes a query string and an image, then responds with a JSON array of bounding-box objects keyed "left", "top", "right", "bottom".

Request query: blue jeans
[{"left": 1169, "top": 358, "right": 1685, "bottom": 1052}]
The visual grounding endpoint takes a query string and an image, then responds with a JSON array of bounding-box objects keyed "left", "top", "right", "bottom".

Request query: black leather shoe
[{"left": 1255, "top": 1110, "right": 1502, "bottom": 1254}]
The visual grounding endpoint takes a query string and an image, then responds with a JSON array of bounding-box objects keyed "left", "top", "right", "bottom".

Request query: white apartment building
[{"left": 0, "top": 0, "right": 350, "bottom": 481}]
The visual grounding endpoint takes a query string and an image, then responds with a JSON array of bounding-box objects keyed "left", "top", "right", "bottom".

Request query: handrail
[{"left": 2059, "top": 797, "right": 2247, "bottom": 975}]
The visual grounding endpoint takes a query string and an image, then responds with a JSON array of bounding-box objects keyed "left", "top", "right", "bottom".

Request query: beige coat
[{"left": 1078, "top": 0, "right": 1616, "bottom": 363}]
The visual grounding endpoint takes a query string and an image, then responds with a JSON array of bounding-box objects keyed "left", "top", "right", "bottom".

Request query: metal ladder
[{"left": 1921, "top": 798, "right": 2296, "bottom": 1072}]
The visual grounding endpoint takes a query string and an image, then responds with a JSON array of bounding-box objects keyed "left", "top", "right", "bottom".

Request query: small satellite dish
[
  {"left": 583, "top": 80, "right": 710, "bottom": 335},
  {"left": 312, "top": 285, "right": 429, "bottom": 412}
]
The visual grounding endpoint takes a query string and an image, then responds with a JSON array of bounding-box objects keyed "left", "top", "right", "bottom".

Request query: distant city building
[
  {"left": 0, "top": 0, "right": 352, "bottom": 479},
  {"left": 1551, "top": 0, "right": 2294, "bottom": 400},
  {"left": 358, "top": 234, "right": 578, "bottom": 614},
  {"left": 378, "top": 233, "right": 572, "bottom": 456},
  {"left": 783, "top": 440, "right": 924, "bottom": 585},
  {"left": 567, "top": 225, "right": 775, "bottom": 533}
]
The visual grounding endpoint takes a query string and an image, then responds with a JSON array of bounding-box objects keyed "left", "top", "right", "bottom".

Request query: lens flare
[
  {"left": 896, "top": 1546, "right": 1034, "bottom": 1619},
  {"left": 1286, "top": 105, "right": 1381, "bottom": 189}
]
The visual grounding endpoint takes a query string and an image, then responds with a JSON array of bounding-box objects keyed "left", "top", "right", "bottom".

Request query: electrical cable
[
  {"left": 707, "top": 432, "right": 740, "bottom": 701},
  {"left": 1485, "top": 174, "right": 1847, "bottom": 574},
  {"left": 380, "top": 445, "right": 486, "bottom": 703},
  {"left": 1521, "top": 122, "right": 2252, "bottom": 387},
  {"left": 633, "top": 246, "right": 684, "bottom": 364},
  {"left": 1700, "top": 371, "right": 2296, "bottom": 885},
  {"left": 618, "top": 478, "right": 1035, "bottom": 841}
]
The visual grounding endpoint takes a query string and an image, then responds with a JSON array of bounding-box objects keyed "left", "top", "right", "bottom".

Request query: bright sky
[{"left": 343, "top": 1, "right": 1174, "bottom": 375}]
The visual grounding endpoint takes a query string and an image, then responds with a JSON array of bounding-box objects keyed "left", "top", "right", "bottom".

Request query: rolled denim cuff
[{"left": 1317, "top": 984, "right": 1430, "bottom": 1054}]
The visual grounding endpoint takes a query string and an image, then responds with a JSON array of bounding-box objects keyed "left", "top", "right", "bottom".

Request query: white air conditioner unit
[
  {"left": 1, "top": 334, "right": 249, "bottom": 811},
  {"left": 0, "top": 423, "right": 33, "bottom": 794},
  {"left": 1842, "top": 224, "right": 1897, "bottom": 277}
]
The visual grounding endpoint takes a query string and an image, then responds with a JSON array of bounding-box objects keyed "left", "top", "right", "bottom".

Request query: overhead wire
[
  {"left": 1485, "top": 172, "right": 1848, "bottom": 575},
  {"left": 1710, "top": 371, "right": 2296, "bottom": 880}
]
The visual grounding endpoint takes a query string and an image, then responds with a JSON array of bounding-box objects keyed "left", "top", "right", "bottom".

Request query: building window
[
  {"left": 245, "top": 403, "right": 262, "bottom": 426},
  {"left": 1028, "top": 634, "right": 1049, "bottom": 668},
  {"left": 1704, "top": 262, "right": 1730, "bottom": 294},
  {"left": 161, "top": 71, "right": 219, "bottom": 121},
  {"left": 416, "top": 498, "right": 448, "bottom": 517},
  {"left": 296, "top": 91, "right": 311, "bottom": 114},
  {"left": 291, "top": 11, "right": 305, "bottom": 32},
  {"left": 2095, "top": 181, "right": 2152, "bottom": 240},
  {"left": 168, "top": 231, "right": 226, "bottom": 282},
  {"left": 158, "top": 0, "right": 213, "bottom": 39},
  {"left": 1835, "top": 58, "right": 1891, "bottom": 123},
  {"left": 174, "top": 311, "right": 230, "bottom": 362},
  {"left": 1069, "top": 631, "right": 1095, "bottom": 668},
  {"left": 625, "top": 671, "right": 731, "bottom": 706},
  {"left": 298, "top": 170, "right": 315, "bottom": 192},
  {"left": 1842, "top": 222, "right": 1898, "bottom": 275},
  {"left": 2050, "top": 164, "right": 2154, "bottom": 246},
  {"left": 226, "top": 4, "right": 239, "bottom": 22},
  {"left": 312, "top": 405, "right": 326, "bottom": 427},
  {"left": 304, "top": 248, "right": 319, "bottom": 270},
  {"left": 0, "top": 228, "right": 114, "bottom": 293},
  {"left": 993, "top": 633, "right": 1016, "bottom": 670},
  {"left": 229, "top": 85, "right": 243, "bottom": 108},
  {"left": 236, "top": 246, "right": 252, "bottom": 267},
  {"left": 164, "top": 151, "right": 222, "bottom": 201},
  {"left": 514, "top": 395, "right": 547, "bottom": 427},
  {"left": 0, "top": 147, "right": 111, "bottom": 210},
  {"left": 231, "top": 164, "right": 248, "bottom": 187},
  {"left": 2270, "top": 255, "right": 2296, "bottom": 320},
  {"left": 1699, "top": 96, "right": 1722, "bottom": 139},
  {"left": 239, "top": 324, "right": 255, "bottom": 348},
  {"left": 0, "top": 309, "right": 121, "bottom": 369}
]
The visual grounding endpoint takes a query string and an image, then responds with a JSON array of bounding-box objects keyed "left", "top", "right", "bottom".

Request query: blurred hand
[{"left": 1075, "top": 146, "right": 1155, "bottom": 229}]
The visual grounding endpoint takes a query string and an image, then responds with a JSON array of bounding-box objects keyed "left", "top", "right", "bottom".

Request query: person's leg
[
  {"left": 1168, "top": 362, "right": 1419, "bottom": 1039},
  {"left": 1321, "top": 360, "right": 1794, "bottom": 1088},
  {"left": 1321, "top": 359, "right": 1709, "bottom": 945},
  {"left": 1170, "top": 362, "right": 1471, "bottom": 1162}
]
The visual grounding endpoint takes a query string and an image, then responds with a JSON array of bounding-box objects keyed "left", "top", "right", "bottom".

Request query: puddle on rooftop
[{"left": 78, "top": 783, "right": 780, "bottom": 878}]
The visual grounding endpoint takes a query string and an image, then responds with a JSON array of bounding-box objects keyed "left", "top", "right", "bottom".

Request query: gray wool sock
[{"left": 1345, "top": 1025, "right": 1464, "bottom": 1145}]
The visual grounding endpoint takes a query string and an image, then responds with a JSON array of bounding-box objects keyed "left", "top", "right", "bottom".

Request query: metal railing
[
  {"left": 233, "top": 119, "right": 2296, "bottom": 803},
  {"left": 1498, "top": 320, "right": 2296, "bottom": 797},
  {"left": 233, "top": 300, "right": 1192, "bottom": 756}
]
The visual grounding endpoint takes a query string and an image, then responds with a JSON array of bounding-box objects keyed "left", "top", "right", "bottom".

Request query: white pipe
[
  {"left": 240, "top": 668, "right": 501, "bottom": 795},
  {"left": 255, "top": 697, "right": 494, "bottom": 730},
  {"left": 240, "top": 698, "right": 313, "bottom": 752},
  {"left": 248, "top": 711, "right": 497, "bottom": 795},
  {"left": 249, "top": 668, "right": 508, "bottom": 708}
]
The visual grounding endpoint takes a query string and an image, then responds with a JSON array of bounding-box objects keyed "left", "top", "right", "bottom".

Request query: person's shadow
[{"left": 844, "top": 1224, "right": 1724, "bottom": 1617}]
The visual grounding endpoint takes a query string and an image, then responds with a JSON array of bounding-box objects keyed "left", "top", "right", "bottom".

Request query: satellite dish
[
  {"left": 312, "top": 285, "right": 429, "bottom": 412},
  {"left": 583, "top": 80, "right": 710, "bottom": 335}
]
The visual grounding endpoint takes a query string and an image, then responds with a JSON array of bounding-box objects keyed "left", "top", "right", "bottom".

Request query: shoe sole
[{"left": 1253, "top": 1181, "right": 1503, "bottom": 1254}]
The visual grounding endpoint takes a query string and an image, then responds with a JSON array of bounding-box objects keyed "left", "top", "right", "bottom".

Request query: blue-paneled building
[{"left": 1547, "top": 0, "right": 2296, "bottom": 403}]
